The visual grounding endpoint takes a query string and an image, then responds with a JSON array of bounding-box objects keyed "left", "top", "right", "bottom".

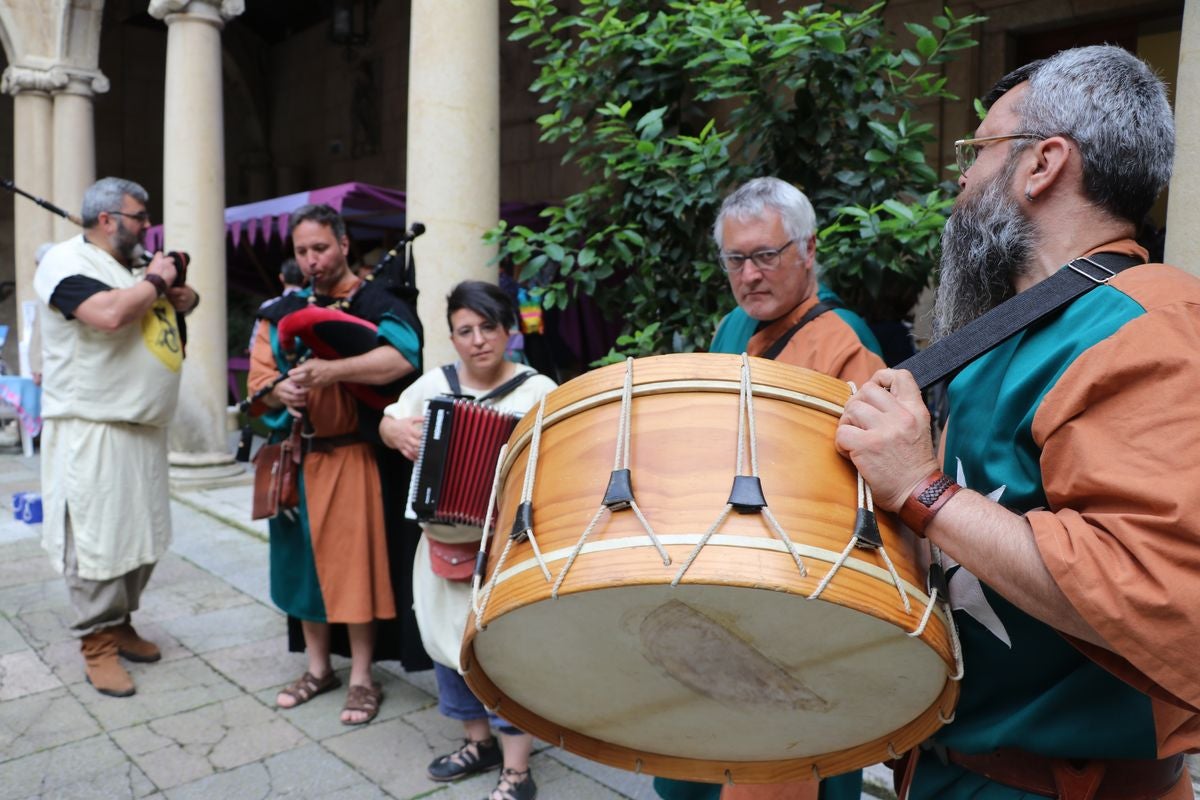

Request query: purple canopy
[{"left": 145, "top": 181, "right": 545, "bottom": 253}]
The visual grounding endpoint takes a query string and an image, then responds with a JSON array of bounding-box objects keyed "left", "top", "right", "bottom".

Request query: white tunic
[
  {"left": 385, "top": 364, "right": 556, "bottom": 670},
  {"left": 34, "top": 236, "right": 182, "bottom": 580}
]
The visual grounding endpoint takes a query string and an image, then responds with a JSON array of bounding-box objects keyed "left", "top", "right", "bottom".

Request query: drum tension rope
[{"left": 553, "top": 358, "right": 671, "bottom": 598}]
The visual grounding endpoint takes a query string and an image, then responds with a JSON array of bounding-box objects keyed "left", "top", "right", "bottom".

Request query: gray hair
[
  {"left": 712, "top": 177, "right": 817, "bottom": 249},
  {"left": 986, "top": 45, "right": 1174, "bottom": 226},
  {"left": 81, "top": 177, "right": 149, "bottom": 227}
]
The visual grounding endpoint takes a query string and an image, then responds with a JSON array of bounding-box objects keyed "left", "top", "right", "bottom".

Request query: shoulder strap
[
  {"left": 441, "top": 364, "right": 463, "bottom": 396},
  {"left": 899, "top": 252, "right": 1142, "bottom": 389},
  {"left": 478, "top": 369, "right": 537, "bottom": 403},
  {"left": 761, "top": 301, "right": 835, "bottom": 361}
]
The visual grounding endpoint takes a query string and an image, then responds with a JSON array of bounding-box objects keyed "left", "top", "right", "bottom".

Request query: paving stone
[
  {"left": 0, "top": 735, "right": 157, "bottom": 800},
  {"left": 323, "top": 716, "right": 450, "bottom": 799},
  {"left": 0, "top": 616, "right": 28, "bottom": 655},
  {"left": 0, "top": 685, "right": 101, "bottom": 763},
  {"left": 0, "top": 647, "right": 61, "bottom": 700},
  {"left": 0, "top": 536, "right": 56, "bottom": 589},
  {"left": 111, "top": 695, "right": 309, "bottom": 790},
  {"left": 0, "top": 577, "right": 75, "bottom": 648},
  {"left": 157, "top": 599, "right": 284, "bottom": 654},
  {"left": 137, "top": 557, "right": 256, "bottom": 623},
  {"left": 67, "top": 655, "right": 243, "bottom": 732},
  {"left": 243, "top": 741, "right": 388, "bottom": 799},
  {"left": 202, "top": 634, "right": 310, "bottom": 693},
  {"left": 259, "top": 667, "right": 435, "bottom": 742},
  {"left": 546, "top": 747, "right": 658, "bottom": 800},
  {"left": 164, "top": 742, "right": 387, "bottom": 800}
]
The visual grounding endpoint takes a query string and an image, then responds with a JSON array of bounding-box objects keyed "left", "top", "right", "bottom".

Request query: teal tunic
[{"left": 914, "top": 277, "right": 1160, "bottom": 798}]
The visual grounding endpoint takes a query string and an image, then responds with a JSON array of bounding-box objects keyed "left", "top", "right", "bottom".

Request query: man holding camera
[{"left": 34, "top": 176, "right": 198, "bottom": 697}]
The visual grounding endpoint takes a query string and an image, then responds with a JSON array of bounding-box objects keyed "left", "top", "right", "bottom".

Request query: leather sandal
[
  {"left": 276, "top": 671, "right": 341, "bottom": 708},
  {"left": 487, "top": 767, "right": 537, "bottom": 800},
  {"left": 427, "top": 736, "right": 502, "bottom": 782},
  {"left": 340, "top": 682, "right": 382, "bottom": 725}
]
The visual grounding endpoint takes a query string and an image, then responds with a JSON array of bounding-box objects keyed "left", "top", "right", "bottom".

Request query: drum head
[{"left": 473, "top": 583, "right": 948, "bottom": 763}]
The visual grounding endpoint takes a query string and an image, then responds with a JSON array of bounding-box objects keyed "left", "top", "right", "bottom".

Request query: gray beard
[{"left": 931, "top": 161, "right": 1039, "bottom": 342}]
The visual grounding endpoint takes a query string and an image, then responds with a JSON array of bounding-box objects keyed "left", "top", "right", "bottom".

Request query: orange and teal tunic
[
  {"left": 915, "top": 240, "right": 1200, "bottom": 798},
  {"left": 248, "top": 272, "right": 429, "bottom": 668}
]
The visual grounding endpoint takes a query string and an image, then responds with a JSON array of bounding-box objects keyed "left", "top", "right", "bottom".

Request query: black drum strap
[
  {"left": 761, "top": 301, "right": 837, "bottom": 361},
  {"left": 899, "top": 252, "right": 1142, "bottom": 389}
]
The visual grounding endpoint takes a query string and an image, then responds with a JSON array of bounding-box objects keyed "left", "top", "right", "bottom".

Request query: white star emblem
[{"left": 941, "top": 458, "right": 1012, "bottom": 648}]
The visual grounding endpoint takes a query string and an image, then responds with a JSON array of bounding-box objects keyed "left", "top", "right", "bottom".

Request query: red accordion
[{"left": 408, "top": 397, "right": 520, "bottom": 527}]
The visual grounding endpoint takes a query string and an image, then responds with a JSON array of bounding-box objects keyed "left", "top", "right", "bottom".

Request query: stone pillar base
[{"left": 168, "top": 451, "right": 247, "bottom": 489}]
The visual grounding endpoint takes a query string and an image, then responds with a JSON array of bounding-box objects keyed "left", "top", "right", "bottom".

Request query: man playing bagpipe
[{"left": 247, "top": 203, "right": 429, "bottom": 725}]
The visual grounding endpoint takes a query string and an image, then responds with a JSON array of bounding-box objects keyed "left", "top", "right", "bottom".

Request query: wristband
[
  {"left": 899, "top": 470, "right": 961, "bottom": 538},
  {"left": 144, "top": 273, "right": 168, "bottom": 297}
]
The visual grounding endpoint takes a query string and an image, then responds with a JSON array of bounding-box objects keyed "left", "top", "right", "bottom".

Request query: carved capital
[
  {"left": 59, "top": 68, "right": 111, "bottom": 97},
  {"left": 149, "top": 0, "right": 245, "bottom": 22},
  {"left": 1, "top": 65, "right": 68, "bottom": 96}
]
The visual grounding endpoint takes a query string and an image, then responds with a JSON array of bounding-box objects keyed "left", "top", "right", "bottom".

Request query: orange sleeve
[
  {"left": 247, "top": 318, "right": 281, "bottom": 398},
  {"left": 1030, "top": 289, "right": 1200, "bottom": 716}
]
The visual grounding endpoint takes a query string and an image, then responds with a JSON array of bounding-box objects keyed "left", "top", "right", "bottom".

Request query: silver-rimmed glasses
[{"left": 718, "top": 239, "right": 796, "bottom": 274}]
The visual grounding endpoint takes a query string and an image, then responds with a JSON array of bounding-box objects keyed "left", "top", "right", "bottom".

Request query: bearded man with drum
[
  {"left": 655, "top": 178, "right": 885, "bottom": 800},
  {"left": 838, "top": 45, "right": 1200, "bottom": 799}
]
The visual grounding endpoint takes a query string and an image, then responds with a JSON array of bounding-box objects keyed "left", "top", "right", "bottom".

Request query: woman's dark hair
[{"left": 446, "top": 280, "right": 516, "bottom": 332}]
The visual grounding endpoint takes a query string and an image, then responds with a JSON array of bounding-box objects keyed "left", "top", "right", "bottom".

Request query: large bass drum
[{"left": 461, "top": 353, "right": 960, "bottom": 784}]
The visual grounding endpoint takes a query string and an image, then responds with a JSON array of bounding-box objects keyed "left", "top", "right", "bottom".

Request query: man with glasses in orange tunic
[{"left": 655, "top": 177, "right": 883, "bottom": 800}]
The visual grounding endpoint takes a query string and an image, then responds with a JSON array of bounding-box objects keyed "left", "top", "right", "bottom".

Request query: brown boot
[
  {"left": 81, "top": 630, "right": 135, "bottom": 697},
  {"left": 111, "top": 621, "right": 161, "bottom": 663}
]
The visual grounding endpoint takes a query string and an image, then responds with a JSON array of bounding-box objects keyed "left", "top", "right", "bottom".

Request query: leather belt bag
[
  {"left": 251, "top": 425, "right": 301, "bottom": 520},
  {"left": 428, "top": 539, "right": 478, "bottom": 582},
  {"left": 894, "top": 746, "right": 1185, "bottom": 800}
]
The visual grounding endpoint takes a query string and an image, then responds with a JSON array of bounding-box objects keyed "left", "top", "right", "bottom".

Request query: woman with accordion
[{"left": 381, "top": 281, "right": 555, "bottom": 800}]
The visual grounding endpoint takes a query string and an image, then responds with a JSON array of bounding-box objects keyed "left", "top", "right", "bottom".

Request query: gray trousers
[{"left": 64, "top": 512, "right": 156, "bottom": 637}]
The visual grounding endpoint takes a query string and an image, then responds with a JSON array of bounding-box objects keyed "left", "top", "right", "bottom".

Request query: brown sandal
[
  {"left": 277, "top": 671, "right": 341, "bottom": 708},
  {"left": 341, "top": 682, "right": 383, "bottom": 725}
]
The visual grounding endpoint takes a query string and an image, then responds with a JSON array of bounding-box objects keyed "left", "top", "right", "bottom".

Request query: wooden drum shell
[{"left": 461, "top": 353, "right": 959, "bottom": 784}]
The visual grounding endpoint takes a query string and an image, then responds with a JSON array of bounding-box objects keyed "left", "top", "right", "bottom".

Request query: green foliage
[{"left": 489, "top": 0, "right": 985, "bottom": 359}]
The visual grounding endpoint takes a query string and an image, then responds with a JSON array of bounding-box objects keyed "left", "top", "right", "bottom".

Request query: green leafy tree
[{"left": 489, "top": 1, "right": 983, "bottom": 360}]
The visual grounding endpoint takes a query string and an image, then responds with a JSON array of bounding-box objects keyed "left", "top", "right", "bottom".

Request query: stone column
[
  {"left": 150, "top": 0, "right": 245, "bottom": 485},
  {"left": 51, "top": 70, "right": 108, "bottom": 242},
  {"left": 1166, "top": 0, "right": 1200, "bottom": 274},
  {"left": 406, "top": 0, "right": 500, "bottom": 368},
  {"left": 3, "top": 66, "right": 62, "bottom": 372}
]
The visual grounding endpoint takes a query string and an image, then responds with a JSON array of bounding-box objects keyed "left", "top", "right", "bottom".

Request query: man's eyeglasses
[
  {"left": 108, "top": 210, "right": 151, "bottom": 224},
  {"left": 954, "top": 133, "right": 1046, "bottom": 174},
  {"left": 718, "top": 238, "right": 796, "bottom": 274}
]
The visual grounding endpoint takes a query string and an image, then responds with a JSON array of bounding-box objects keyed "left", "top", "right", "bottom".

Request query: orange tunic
[{"left": 247, "top": 275, "right": 396, "bottom": 624}]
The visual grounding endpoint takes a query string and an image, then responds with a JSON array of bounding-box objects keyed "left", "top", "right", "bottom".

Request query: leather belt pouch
[{"left": 429, "top": 539, "right": 477, "bottom": 582}]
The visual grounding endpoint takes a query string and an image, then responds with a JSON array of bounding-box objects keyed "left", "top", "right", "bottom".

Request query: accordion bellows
[{"left": 409, "top": 397, "right": 520, "bottom": 528}]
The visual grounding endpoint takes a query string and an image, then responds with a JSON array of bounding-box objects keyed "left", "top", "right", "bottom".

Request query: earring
[{"left": 1024, "top": 190, "right": 1034, "bottom": 202}]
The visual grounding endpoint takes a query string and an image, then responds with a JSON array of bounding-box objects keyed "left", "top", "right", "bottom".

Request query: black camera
[{"left": 163, "top": 251, "right": 190, "bottom": 287}]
